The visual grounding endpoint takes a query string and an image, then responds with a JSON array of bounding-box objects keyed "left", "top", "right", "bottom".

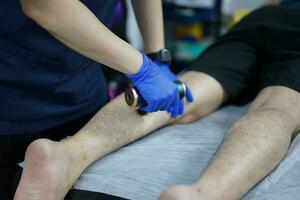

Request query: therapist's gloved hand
[
  {"left": 155, "top": 61, "right": 177, "bottom": 81},
  {"left": 155, "top": 61, "right": 194, "bottom": 117},
  {"left": 126, "top": 53, "right": 180, "bottom": 116}
]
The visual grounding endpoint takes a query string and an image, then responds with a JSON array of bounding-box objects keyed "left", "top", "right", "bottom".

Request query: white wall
[{"left": 223, "top": 0, "right": 276, "bottom": 15}]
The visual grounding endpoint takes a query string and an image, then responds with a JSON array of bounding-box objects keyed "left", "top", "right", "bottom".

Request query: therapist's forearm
[
  {"left": 132, "top": 0, "right": 165, "bottom": 53},
  {"left": 20, "top": 0, "right": 142, "bottom": 74}
]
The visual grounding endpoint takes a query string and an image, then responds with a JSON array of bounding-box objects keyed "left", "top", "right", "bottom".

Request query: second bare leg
[{"left": 160, "top": 86, "right": 300, "bottom": 200}]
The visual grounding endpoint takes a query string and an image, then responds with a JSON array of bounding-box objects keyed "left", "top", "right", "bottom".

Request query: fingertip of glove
[
  {"left": 186, "top": 86, "right": 194, "bottom": 102},
  {"left": 178, "top": 101, "right": 184, "bottom": 115}
]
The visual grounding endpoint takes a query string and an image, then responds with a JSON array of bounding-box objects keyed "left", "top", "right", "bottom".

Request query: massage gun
[{"left": 124, "top": 80, "right": 187, "bottom": 109}]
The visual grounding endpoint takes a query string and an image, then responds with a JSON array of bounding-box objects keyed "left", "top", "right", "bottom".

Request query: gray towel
[{"left": 74, "top": 105, "right": 300, "bottom": 200}]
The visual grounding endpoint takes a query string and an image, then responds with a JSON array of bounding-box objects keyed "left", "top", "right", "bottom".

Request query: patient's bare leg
[
  {"left": 160, "top": 86, "right": 300, "bottom": 200},
  {"left": 14, "top": 71, "right": 228, "bottom": 200}
]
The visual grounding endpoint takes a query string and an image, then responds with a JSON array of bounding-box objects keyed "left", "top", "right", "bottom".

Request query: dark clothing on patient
[
  {"left": 190, "top": 5, "right": 300, "bottom": 104},
  {"left": 0, "top": 0, "right": 117, "bottom": 135}
]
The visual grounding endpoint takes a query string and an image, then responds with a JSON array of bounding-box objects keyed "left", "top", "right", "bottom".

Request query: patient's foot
[
  {"left": 14, "top": 139, "right": 81, "bottom": 200},
  {"left": 159, "top": 184, "right": 208, "bottom": 200}
]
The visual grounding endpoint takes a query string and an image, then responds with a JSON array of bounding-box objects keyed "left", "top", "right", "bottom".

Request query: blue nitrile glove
[
  {"left": 155, "top": 61, "right": 194, "bottom": 118},
  {"left": 126, "top": 53, "right": 180, "bottom": 115}
]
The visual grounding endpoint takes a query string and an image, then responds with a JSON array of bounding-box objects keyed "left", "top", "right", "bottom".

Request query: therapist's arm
[
  {"left": 131, "top": 0, "right": 165, "bottom": 53},
  {"left": 20, "top": 0, "right": 142, "bottom": 74}
]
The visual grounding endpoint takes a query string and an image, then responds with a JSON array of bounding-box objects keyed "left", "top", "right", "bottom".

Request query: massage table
[{"left": 72, "top": 104, "right": 300, "bottom": 200}]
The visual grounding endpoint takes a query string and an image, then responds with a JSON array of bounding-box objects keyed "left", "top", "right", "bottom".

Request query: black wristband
[{"left": 147, "top": 49, "right": 172, "bottom": 64}]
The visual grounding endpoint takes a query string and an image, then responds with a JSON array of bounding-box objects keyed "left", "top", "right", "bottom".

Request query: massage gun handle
[{"left": 124, "top": 80, "right": 187, "bottom": 108}]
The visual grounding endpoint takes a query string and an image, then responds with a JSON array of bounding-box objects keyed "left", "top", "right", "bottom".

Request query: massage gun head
[{"left": 125, "top": 86, "right": 140, "bottom": 108}]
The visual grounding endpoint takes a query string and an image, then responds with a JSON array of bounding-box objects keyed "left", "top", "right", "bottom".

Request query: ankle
[
  {"left": 60, "top": 139, "right": 88, "bottom": 174},
  {"left": 193, "top": 182, "right": 228, "bottom": 200},
  {"left": 159, "top": 184, "right": 224, "bottom": 200}
]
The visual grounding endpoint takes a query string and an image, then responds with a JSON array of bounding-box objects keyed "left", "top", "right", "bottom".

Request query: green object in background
[{"left": 174, "top": 41, "right": 208, "bottom": 61}]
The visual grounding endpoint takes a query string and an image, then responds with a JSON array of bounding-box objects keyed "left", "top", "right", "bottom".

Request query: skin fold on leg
[
  {"left": 160, "top": 86, "right": 300, "bottom": 200},
  {"left": 13, "top": 71, "right": 228, "bottom": 200}
]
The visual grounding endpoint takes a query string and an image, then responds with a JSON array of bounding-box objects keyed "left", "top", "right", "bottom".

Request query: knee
[
  {"left": 255, "top": 107, "right": 294, "bottom": 133},
  {"left": 249, "top": 86, "right": 300, "bottom": 132},
  {"left": 231, "top": 107, "right": 292, "bottom": 136},
  {"left": 227, "top": 107, "right": 293, "bottom": 158}
]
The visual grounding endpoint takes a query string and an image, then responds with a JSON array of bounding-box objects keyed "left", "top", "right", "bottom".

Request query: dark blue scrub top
[{"left": 0, "top": 0, "right": 118, "bottom": 134}]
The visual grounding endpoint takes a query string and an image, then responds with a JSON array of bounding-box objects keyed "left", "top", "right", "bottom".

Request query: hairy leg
[
  {"left": 160, "top": 86, "right": 300, "bottom": 200},
  {"left": 14, "top": 71, "right": 228, "bottom": 200}
]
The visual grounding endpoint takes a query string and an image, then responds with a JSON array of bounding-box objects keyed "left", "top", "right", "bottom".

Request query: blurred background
[{"left": 104, "top": 0, "right": 299, "bottom": 99}]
